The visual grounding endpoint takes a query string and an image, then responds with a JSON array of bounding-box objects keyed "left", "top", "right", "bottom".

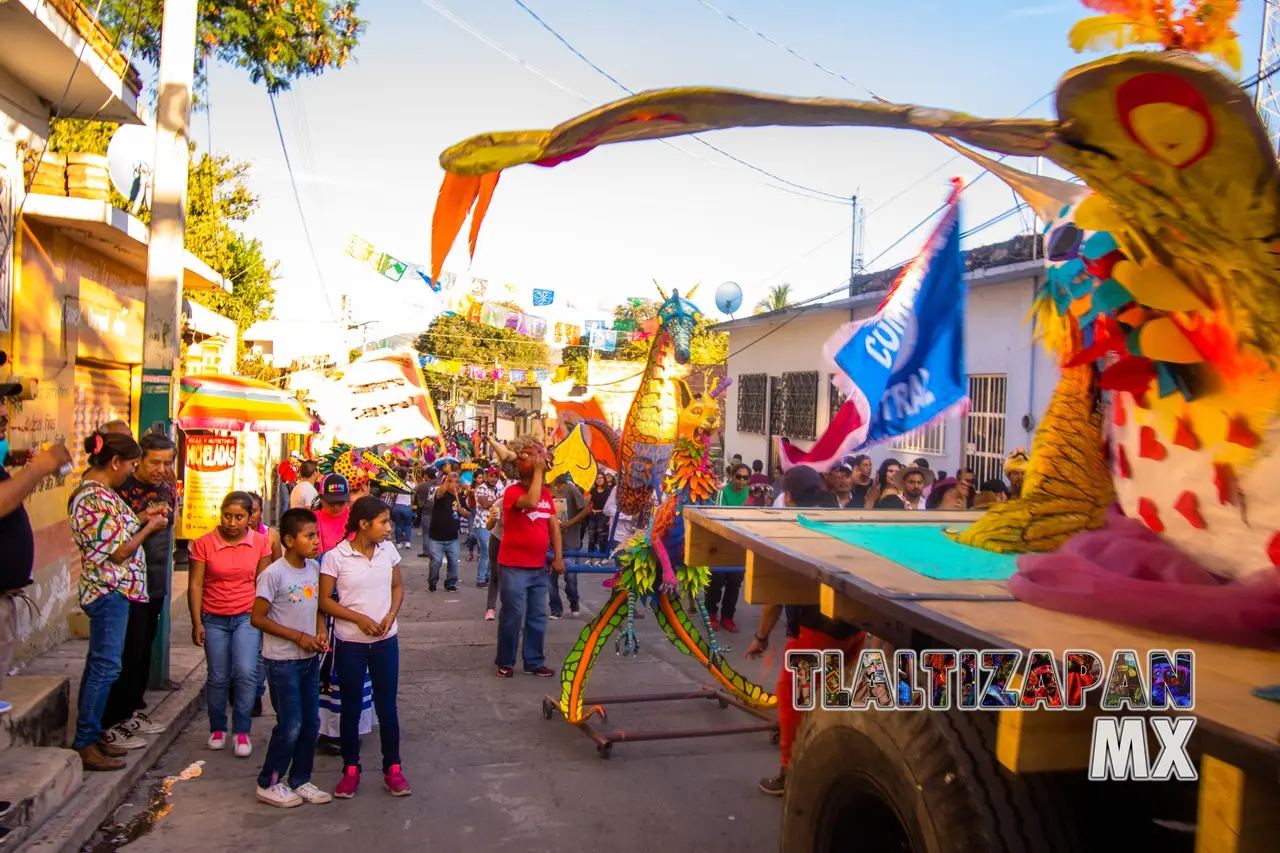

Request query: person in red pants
[
  {"left": 744, "top": 464, "right": 863, "bottom": 796},
  {"left": 746, "top": 606, "right": 863, "bottom": 796}
]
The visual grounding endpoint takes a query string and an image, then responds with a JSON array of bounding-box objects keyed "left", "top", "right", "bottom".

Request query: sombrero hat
[{"left": 892, "top": 464, "right": 936, "bottom": 491}]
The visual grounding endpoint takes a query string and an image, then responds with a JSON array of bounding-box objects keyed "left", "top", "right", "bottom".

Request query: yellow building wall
[{"left": 5, "top": 218, "right": 146, "bottom": 660}]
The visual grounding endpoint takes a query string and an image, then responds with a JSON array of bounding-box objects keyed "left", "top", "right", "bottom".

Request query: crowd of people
[{"left": 0, "top": 398, "right": 1027, "bottom": 810}]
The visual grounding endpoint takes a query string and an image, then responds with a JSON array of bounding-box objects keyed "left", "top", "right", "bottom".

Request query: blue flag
[
  {"left": 780, "top": 183, "right": 967, "bottom": 470},
  {"left": 531, "top": 288, "right": 554, "bottom": 306}
]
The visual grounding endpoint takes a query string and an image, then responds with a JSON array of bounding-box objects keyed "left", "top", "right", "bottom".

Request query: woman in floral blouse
[{"left": 67, "top": 432, "right": 169, "bottom": 772}]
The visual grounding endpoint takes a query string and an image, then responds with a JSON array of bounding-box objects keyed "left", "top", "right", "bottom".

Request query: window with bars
[
  {"left": 828, "top": 374, "right": 847, "bottom": 424},
  {"left": 964, "top": 374, "right": 1009, "bottom": 485},
  {"left": 777, "top": 371, "right": 819, "bottom": 440},
  {"left": 891, "top": 421, "right": 946, "bottom": 456},
  {"left": 737, "top": 373, "right": 767, "bottom": 434}
]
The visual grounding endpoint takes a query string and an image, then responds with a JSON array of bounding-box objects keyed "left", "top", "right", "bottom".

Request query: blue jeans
[
  {"left": 391, "top": 505, "right": 414, "bottom": 546},
  {"left": 202, "top": 612, "right": 261, "bottom": 735},
  {"left": 257, "top": 656, "right": 320, "bottom": 789},
  {"left": 495, "top": 568, "right": 549, "bottom": 670},
  {"left": 334, "top": 636, "right": 400, "bottom": 773},
  {"left": 474, "top": 528, "right": 491, "bottom": 584},
  {"left": 73, "top": 591, "right": 131, "bottom": 749},
  {"left": 548, "top": 571, "right": 579, "bottom": 616},
  {"left": 427, "top": 538, "right": 459, "bottom": 587}
]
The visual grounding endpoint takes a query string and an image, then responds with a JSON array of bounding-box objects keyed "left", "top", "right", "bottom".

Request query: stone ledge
[
  {"left": 0, "top": 747, "right": 82, "bottom": 849},
  {"left": 15, "top": 661, "right": 205, "bottom": 853},
  {"left": 0, "top": 677, "right": 70, "bottom": 750}
]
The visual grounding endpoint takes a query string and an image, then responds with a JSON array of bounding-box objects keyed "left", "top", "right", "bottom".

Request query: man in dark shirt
[
  {"left": 102, "top": 431, "right": 177, "bottom": 744},
  {"left": 744, "top": 465, "right": 863, "bottom": 797},
  {"left": 414, "top": 469, "right": 437, "bottom": 557},
  {"left": 0, "top": 402, "right": 72, "bottom": 713},
  {"left": 549, "top": 473, "right": 588, "bottom": 618}
]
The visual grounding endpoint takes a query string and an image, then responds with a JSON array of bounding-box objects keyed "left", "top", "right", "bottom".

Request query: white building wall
[{"left": 722, "top": 273, "right": 1060, "bottom": 481}]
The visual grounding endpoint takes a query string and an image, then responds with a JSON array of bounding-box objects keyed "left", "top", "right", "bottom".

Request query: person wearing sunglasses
[{"left": 705, "top": 463, "right": 751, "bottom": 633}]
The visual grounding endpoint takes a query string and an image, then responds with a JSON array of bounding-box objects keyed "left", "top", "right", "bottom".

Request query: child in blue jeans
[{"left": 250, "top": 508, "right": 332, "bottom": 808}]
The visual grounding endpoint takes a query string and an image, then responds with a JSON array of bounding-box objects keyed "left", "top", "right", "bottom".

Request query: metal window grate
[
  {"left": 779, "top": 371, "right": 819, "bottom": 440},
  {"left": 829, "top": 374, "right": 847, "bottom": 425},
  {"left": 891, "top": 421, "right": 946, "bottom": 456},
  {"left": 737, "top": 373, "right": 767, "bottom": 434},
  {"left": 964, "top": 374, "right": 1008, "bottom": 485}
]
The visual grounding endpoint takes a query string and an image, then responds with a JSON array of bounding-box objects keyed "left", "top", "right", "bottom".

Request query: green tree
[
  {"left": 48, "top": 118, "right": 278, "bottom": 370},
  {"left": 754, "top": 282, "right": 795, "bottom": 314},
  {"left": 100, "top": 0, "right": 366, "bottom": 94},
  {"left": 414, "top": 305, "right": 550, "bottom": 402}
]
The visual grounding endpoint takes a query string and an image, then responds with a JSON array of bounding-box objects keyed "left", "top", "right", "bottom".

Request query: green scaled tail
[
  {"left": 651, "top": 594, "right": 777, "bottom": 709},
  {"left": 557, "top": 589, "right": 627, "bottom": 722}
]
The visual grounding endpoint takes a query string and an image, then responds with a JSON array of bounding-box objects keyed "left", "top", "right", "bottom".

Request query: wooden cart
[{"left": 684, "top": 506, "right": 1280, "bottom": 853}]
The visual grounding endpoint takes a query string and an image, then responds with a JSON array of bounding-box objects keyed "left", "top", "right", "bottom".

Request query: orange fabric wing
[
  {"left": 467, "top": 171, "right": 501, "bottom": 260},
  {"left": 430, "top": 172, "right": 482, "bottom": 283}
]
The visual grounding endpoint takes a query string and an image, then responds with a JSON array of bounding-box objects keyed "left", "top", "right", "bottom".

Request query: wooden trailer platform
[{"left": 684, "top": 506, "right": 1280, "bottom": 853}]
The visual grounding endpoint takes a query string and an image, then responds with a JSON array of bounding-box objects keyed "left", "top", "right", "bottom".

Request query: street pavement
[{"left": 83, "top": 548, "right": 782, "bottom": 853}]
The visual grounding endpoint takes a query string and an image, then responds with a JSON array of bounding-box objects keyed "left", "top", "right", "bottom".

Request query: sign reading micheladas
[{"left": 181, "top": 435, "right": 238, "bottom": 538}]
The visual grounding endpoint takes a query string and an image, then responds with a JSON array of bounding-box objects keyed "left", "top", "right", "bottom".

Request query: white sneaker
[
  {"left": 234, "top": 733, "right": 252, "bottom": 757},
  {"left": 103, "top": 724, "right": 147, "bottom": 751},
  {"left": 256, "top": 782, "right": 302, "bottom": 808},
  {"left": 291, "top": 782, "right": 333, "bottom": 804},
  {"left": 126, "top": 712, "right": 166, "bottom": 735},
  {"left": 484, "top": 609, "right": 495, "bottom": 621},
  {"left": 208, "top": 731, "right": 226, "bottom": 750}
]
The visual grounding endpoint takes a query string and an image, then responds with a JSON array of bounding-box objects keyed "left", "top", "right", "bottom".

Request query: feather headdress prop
[{"left": 1069, "top": 1, "right": 1242, "bottom": 71}]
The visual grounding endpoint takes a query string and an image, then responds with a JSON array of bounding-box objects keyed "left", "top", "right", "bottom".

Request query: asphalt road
[{"left": 84, "top": 548, "right": 783, "bottom": 853}]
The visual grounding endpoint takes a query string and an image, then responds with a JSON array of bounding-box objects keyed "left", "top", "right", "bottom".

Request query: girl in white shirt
[{"left": 318, "top": 497, "right": 409, "bottom": 800}]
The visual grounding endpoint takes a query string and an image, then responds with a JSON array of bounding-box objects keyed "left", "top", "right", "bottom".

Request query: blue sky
[{"left": 197, "top": 0, "right": 1266, "bottom": 331}]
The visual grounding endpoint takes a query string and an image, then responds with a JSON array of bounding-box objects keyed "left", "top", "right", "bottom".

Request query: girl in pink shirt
[{"left": 188, "top": 492, "right": 272, "bottom": 757}]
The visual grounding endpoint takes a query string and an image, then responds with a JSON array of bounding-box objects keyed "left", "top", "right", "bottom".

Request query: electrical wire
[
  {"left": 267, "top": 91, "right": 338, "bottom": 321},
  {"left": 0, "top": 0, "right": 107, "bottom": 266},
  {"left": 510, "top": 0, "right": 850, "bottom": 202},
  {"left": 415, "top": 0, "right": 845, "bottom": 206}
]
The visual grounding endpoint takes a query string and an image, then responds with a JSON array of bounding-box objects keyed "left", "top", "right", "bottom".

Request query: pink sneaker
[
  {"left": 384, "top": 765, "right": 411, "bottom": 797},
  {"left": 334, "top": 766, "right": 360, "bottom": 799}
]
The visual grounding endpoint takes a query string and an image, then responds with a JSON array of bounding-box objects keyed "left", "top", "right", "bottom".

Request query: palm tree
[{"left": 754, "top": 282, "right": 795, "bottom": 314}]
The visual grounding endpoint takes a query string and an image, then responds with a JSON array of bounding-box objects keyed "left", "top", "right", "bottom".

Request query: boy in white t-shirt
[{"left": 250, "top": 508, "right": 331, "bottom": 809}]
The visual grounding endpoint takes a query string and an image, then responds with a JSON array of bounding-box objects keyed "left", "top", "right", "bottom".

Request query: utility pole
[
  {"left": 139, "top": 0, "right": 198, "bottom": 689},
  {"left": 848, "top": 194, "right": 864, "bottom": 322}
]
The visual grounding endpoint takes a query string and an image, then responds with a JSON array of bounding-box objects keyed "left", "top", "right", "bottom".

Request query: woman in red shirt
[{"left": 188, "top": 491, "right": 272, "bottom": 758}]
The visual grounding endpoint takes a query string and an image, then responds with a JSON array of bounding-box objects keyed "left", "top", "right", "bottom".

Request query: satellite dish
[
  {"left": 106, "top": 124, "right": 155, "bottom": 214},
  {"left": 715, "top": 281, "right": 743, "bottom": 316}
]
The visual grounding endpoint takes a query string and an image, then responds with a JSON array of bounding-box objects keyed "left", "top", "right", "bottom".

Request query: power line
[
  {"left": 415, "top": 0, "right": 845, "bottom": 206},
  {"left": 510, "top": 0, "right": 850, "bottom": 202},
  {"left": 267, "top": 91, "right": 338, "bottom": 321}
]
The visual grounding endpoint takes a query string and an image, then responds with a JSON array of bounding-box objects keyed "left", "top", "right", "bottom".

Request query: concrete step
[
  {"left": 0, "top": 747, "right": 82, "bottom": 848},
  {"left": 0, "top": 677, "right": 70, "bottom": 750}
]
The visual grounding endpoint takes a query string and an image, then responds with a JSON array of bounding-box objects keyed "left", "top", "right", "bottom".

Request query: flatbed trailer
[{"left": 684, "top": 506, "right": 1280, "bottom": 853}]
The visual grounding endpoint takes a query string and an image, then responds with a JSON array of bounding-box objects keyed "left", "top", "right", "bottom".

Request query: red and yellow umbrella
[{"left": 176, "top": 375, "right": 319, "bottom": 433}]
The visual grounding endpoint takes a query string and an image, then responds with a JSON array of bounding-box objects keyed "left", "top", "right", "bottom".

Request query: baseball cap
[
  {"left": 829, "top": 459, "right": 853, "bottom": 474},
  {"left": 318, "top": 473, "right": 351, "bottom": 503}
]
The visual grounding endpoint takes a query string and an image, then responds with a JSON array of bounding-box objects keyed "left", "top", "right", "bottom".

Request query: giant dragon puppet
[
  {"left": 487, "top": 287, "right": 776, "bottom": 721},
  {"left": 431, "top": 1, "right": 1280, "bottom": 594}
]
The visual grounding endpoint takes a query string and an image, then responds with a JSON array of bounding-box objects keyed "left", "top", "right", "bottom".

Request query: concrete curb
[{"left": 16, "top": 661, "right": 206, "bottom": 853}]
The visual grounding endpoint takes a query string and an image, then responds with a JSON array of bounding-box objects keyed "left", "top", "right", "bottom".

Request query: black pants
[
  {"left": 705, "top": 571, "right": 743, "bottom": 620},
  {"left": 102, "top": 595, "right": 166, "bottom": 730},
  {"left": 486, "top": 537, "right": 503, "bottom": 611}
]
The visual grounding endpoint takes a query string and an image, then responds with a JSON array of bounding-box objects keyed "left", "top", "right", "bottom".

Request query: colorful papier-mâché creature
[
  {"left": 555, "top": 376, "right": 775, "bottom": 723},
  {"left": 613, "top": 283, "right": 701, "bottom": 520},
  {"left": 319, "top": 443, "right": 412, "bottom": 496},
  {"left": 429, "top": 1, "right": 1280, "bottom": 582}
]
